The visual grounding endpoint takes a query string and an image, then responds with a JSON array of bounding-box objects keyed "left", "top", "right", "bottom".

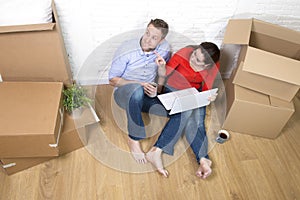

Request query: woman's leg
[
  {"left": 184, "top": 107, "right": 212, "bottom": 179},
  {"left": 185, "top": 107, "right": 209, "bottom": 163},
  {"left": 154, "top": 110, "right": 193, "bottom": 155},
  {"left": 146, "top": 110, "right": 193, "bottom": 176},
  {"left": 145, "top": 147, "right": 169, "bottom": 177}
]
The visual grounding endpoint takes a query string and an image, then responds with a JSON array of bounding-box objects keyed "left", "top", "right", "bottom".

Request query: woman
[{"left": 146, "top": 42, "right": 220, "bottom": 179}]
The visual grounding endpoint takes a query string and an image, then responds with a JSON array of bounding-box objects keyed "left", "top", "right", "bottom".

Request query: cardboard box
[
  {"left": 222, "top": 78, "right": 295, "bottom": 139},
  {"left": 0, "top": 2, "right": 72, "bottom": 86},
  {"left": 0, "top": 108, "right": 99, "bottom": 175},
  {"left": 0, "top": 114, "right": 85, "bottom": 175},
  {"left": 223, "top": 18, "right": 300, "bottom": 101},
  {"left": 0, "top": 81, "right": 63, "bottom": 158}
]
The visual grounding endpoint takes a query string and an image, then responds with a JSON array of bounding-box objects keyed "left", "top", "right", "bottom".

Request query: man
[{"left": 109, "top": 19, "right": 170, "bottom": 164}]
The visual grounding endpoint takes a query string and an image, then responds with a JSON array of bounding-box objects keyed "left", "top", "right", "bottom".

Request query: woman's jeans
[
  {"left": 155, "top": 106, "right": 209, "bottom": 163},
  {"left": 114, "top": 83, "right": 208, "bottom": 163}
]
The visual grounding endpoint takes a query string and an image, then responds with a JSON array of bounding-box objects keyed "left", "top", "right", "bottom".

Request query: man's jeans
[{"left": 114, "top": 83, "right": 208, "bottom": 163}]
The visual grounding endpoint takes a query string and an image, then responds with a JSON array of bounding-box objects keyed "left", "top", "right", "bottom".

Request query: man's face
[{"left": 140, "top": 24, "right": 164, "bottom": 52}]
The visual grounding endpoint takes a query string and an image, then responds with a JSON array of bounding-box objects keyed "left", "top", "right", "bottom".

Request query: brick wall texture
[{"left": 54, "top": 0, "right": 300, "bottom": 80}]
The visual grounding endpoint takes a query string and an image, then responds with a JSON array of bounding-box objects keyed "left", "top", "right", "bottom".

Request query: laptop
[{"left": 157, "top": 87, "right": 218, "bottom": 115}]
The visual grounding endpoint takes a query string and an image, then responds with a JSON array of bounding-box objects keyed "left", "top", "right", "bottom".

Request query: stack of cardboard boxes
[
  {"left": 222, "top": 19, "right": 300, "bottom": 139},
  {"left": 0, "top": 2, "right": 98, "bottom": 175}
]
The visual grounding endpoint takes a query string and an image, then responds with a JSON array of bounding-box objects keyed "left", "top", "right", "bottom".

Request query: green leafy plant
[{"left": 63, "top": 84, "right": 92, "bottom": 113}]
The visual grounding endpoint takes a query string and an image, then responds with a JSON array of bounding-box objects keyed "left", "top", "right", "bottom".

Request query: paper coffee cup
[
  {"left": 147, "top": 82, "right": 157, "bottom": 98},
  {"left": 216, "top": 129, "right": 230, "bottom": 144}
]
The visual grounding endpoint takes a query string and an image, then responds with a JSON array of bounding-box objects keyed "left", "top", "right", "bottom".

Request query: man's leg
[{"left": 114, "top": 83, "right": 147, "bottom": 163}]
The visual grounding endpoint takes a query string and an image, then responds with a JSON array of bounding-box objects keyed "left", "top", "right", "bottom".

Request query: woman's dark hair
[
  {"left": 186, "top": 42, "right": 220, "bottom": 69},
  {"left": 200, "top": 42, "right": 220, "bottom": 65},
  {"left": 148, "top": 19, "right": 169, "bottom": 38}
]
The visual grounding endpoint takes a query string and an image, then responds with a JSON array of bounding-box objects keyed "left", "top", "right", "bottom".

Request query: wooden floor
[{"left": 1, "top": 88, "right": 299, "bottom": 200}]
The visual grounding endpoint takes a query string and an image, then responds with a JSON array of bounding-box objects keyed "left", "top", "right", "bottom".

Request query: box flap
[
  {"left": 0, "top": 23, "right": 55, "bottom": 34},
  {"left": 243, "top": 47, "right": 300, "bottom": 86},
  {"left": 223, "top": 19, "right": 252, "bottom": 44},
  {"left": 252, "top": 19, "right": 300, "bottom": 44},
  {"left": 233, "top": 60, "right": 299, "bottom": 102},
  {"left": 235, "top": 84, "right": 270, "bottom": 105},
  {"left": 270, "top": 96, "right": 295, "bottom": 111}
]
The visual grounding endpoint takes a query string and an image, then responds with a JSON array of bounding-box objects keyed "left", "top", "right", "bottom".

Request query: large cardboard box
[
  {"left": 0, "top": 2, "right": 72, "bottom": 86},
  {"left": 222, "top": 77, "right": 295, "bottom": 139},
  {"left": 0, "top": 82, "right": 63, "bottom": 158},
  {"left": 0, "top": 114, "right": 85, "bottom": 175},
  {"left": 0, "top": 108, "right": 99, "bottom": 175},
  {"left": 223, "top": 19, "right": 300, "bottom": 101}
]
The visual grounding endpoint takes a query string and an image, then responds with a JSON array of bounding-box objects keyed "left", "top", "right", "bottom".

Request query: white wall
[{"left": 54, "top": 0, "right": 300, "bottom": 82}]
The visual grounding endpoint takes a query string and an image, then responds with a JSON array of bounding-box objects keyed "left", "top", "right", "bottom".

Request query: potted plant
[{"left": 63, "top": 83, "right": 92, "bottom": 118}]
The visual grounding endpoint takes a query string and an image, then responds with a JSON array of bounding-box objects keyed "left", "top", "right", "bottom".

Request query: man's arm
[
  {"left": 154, "top": 51, "right": 167, "bottom": 93},
  {"left": 109, "top": 77, "right": 141, "bottom": 87},
  {"left": 110, "top": 76, "right": 157, "bottom": 97}
]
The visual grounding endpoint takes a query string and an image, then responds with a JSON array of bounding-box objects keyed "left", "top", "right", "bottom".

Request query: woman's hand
[{"left": 208, "top": 93, "right": 218, "bottom": 102}]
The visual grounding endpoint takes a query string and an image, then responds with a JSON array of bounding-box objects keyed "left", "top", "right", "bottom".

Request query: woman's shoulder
[{"left": 173, "top": 47, "right": 194, "bottom": 59}]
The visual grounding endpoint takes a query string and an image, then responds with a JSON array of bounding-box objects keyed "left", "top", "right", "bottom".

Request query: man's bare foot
[
  {"left": 128, "top": 138, "right": 147, "bottom": 164},
  {"left": 196, "top": 157, "right": 212, "bottom": 179},
  {"left": 146, "top": 147, "right": 169, "bottom": 177}
]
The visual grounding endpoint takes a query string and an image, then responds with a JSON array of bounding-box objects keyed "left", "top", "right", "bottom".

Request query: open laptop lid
[
  {"left": 157, "top": 87, "right": 199, "bottom": 111},
  {"left": 169, "top": 88, "right": 218, "bottom": 115}
]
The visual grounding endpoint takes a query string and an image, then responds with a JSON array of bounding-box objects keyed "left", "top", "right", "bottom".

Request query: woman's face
[{"left": 189, "top": 48, "right": 209, "bottom": 72}]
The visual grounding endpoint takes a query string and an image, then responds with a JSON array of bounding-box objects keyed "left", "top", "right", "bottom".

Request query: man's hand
[
  {"left": 142, "top": 82, "right": 157, "bottom": 97},
  {"left": 154, "top": 51, "right": 166, "bottom": 77}
]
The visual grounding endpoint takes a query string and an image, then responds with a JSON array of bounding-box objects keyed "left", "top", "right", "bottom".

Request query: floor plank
[{"left": 1, "top": 88, "right": 299, "bottom": 200}]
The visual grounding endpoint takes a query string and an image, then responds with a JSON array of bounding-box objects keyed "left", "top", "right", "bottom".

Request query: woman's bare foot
[
  {"left": 128, "top": 138, "right": 147, "bottom": 164},
  {"left": 196, "top": 157, "right": 212, "bottom": 179},
  {"left": 146, "top": 147, "right": 169, "bottom": 177}
]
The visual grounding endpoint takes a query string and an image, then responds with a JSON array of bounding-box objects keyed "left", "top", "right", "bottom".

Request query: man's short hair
[{"left": 148, "top": 19, "right": 169, "bottom": 38}]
